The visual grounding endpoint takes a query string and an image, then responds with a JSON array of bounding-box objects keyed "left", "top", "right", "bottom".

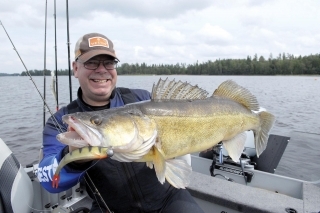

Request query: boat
[{"left": 1, "top": 129, "right": 319, "bottom": 213}]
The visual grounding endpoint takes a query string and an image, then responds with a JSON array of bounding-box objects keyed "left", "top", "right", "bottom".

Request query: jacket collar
[{"left": 75, "top": 87, "right": 115, "bottom": 111}]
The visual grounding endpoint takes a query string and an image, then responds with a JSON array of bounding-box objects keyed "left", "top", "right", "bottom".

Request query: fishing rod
[
  {"left": 0, "top": 20, "right": 64, "bottom": 134},
  {"left": 4, "top": 4, "right": 110, "bottom": 211},
  {"left": 43, "top": 0, "right": 48, "bottom": 127},
  {"left": 66, "top": 0, "right": 73, "bottom": 103},
  {"left": 64, "top": 3, "right": 112, "bottom": 211},
  {"left": 54, "top": 0, "right": 59, "bottom": 111}
]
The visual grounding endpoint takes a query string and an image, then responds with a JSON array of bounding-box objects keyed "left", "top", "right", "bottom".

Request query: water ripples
[{"left": 0, "top": 75, "right": 319, "bottom": 170}]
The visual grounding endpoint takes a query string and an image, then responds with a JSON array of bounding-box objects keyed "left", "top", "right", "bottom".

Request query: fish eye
[{"left": 90, "top": 115, "right": 102, "bottom": 125}]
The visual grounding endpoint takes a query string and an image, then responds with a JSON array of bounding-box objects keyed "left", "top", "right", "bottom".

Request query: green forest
[{"left": 20, "top": 53, "right": 320, "bottom": 76}]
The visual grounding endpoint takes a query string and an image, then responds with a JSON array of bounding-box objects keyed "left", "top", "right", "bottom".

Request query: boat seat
[
  {"left": 0, "top": 138, "right": 33, "bottom": 213},
  {"left": 251, "top": 134, "right": 289, "bottom": 173}
]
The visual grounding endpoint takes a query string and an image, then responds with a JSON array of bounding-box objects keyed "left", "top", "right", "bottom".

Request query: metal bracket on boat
[
  {"left": 214, "top": 164, "right": 254, "bottom": 183},
  {"left": 240, "top": 158, "right": 248, "bottom": 185},
  {"left": 209, "top": 150, "right": 235, "bottom": 182},
  {"left": 217, "top": 143, "right": 224, "bottom": 164},
  {"left": 25, "top": 164, "right": 38, "bottom": 180},
  {"left": 52, "top": 206, "right": 71, "bottom": 213}
]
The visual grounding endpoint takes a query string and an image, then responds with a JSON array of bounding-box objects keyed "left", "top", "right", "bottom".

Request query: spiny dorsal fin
[
  {"left": 151, "top": 78, "right": 208, "bottom": 100},
  {"left": 213, "top": 80, "right": 259, "bottom": 111}
]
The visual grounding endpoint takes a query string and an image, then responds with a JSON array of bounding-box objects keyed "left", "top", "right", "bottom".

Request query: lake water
[{"left": 0, "top": 75, "right": 319, "bottom": 182}]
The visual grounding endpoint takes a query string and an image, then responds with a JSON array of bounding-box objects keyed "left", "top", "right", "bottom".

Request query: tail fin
[{"left": 254, "top": 111, "right": 276, "bottom": 157}]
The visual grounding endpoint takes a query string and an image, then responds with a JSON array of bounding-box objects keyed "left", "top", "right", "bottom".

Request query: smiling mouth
[{"left": 92, "top": 79, "right": 109, "bottom": 83}]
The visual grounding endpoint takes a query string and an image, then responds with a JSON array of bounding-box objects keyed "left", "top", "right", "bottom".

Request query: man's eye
[
  {"left": 87, "top": 61, "right": 98, "bottom": 65},
  {"left": 104, "top": 61, "right": 113, "bottom": 65}
]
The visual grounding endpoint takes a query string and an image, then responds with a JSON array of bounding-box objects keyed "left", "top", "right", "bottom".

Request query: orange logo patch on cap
[{"left": 88, "top": 37, "right": 109, "bottom": 48}]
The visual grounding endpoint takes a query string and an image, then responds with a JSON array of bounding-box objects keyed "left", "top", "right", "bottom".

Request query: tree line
[{"left": 20, "top": 53, "right": 320, "bottom": 76}]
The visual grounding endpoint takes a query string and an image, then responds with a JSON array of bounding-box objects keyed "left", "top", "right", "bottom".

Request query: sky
[{"left": 1, "top": 0, "right": 320, "bottom": 74}]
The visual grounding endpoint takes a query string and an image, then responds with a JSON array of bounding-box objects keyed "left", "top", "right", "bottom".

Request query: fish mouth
[{"left": 56, "top": 114, "right": 103, "bottom": 147}]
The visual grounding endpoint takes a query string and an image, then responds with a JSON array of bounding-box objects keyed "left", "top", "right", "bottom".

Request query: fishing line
[
  {"left": 71, "top": 159, "right": 113, "bottom": 213},
  {"left": 0, "top": 20, "right": 64, "bottom": 134},
  {"left": 85, "top": 167, "right": 113, "bottom": 213},
  {"left": 53, "top": 0, "right": 59, "bottom": 111},
  {"left": 83, "top": 174, "right": 105, "bottom": 213},
  {"left": 1, "top": 20, "right": 109, "bottom": 212},
  {"left": 43, "top": 0, "right": 48, "bottom": 127}
]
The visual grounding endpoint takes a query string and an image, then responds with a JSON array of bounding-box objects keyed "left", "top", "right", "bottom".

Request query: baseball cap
[{"left": 74, "top": 33, "right": 119, "bottom": 62}]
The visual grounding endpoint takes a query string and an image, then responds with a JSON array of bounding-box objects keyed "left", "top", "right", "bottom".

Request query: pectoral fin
[
  {"left": 222, "top": 132, "right": 247, "bottom": 162},
  {"left": 146, "top": 162, "right": 153, "bottom": 169},
  {"left": 153, "top": 147, "right": 166, "bottom": 184},
  {"left": 149, "top": 149, "right": 192, "bottom": 188}
]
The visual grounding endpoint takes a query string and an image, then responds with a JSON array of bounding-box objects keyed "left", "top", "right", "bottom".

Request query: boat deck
[{"left": 188, "top": 171, "right": 320, "bottom": 213}]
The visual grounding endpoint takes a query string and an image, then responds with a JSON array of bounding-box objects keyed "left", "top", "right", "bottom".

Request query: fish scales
[{"left": 133, "top": 98, "right": 259, "bottom": 159}]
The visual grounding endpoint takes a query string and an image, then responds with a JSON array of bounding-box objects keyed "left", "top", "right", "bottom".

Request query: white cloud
[
  {"left": 197, "top": 24, "right": 233, "bottom": 45},
  {"left": 146, "top": 25, "right": 186, "bottom": 44},
  {"left": 273, "top": 41, "right": 286, "bottom": 50},
  {"left": 296, "top": 36, "right": 318, "bottom": 47},
  {"left": 1, "top": 0, "right": 320, "bottom": 74},
  {"left": 258, "top": 28, "right": 275, "bottom": 39}
]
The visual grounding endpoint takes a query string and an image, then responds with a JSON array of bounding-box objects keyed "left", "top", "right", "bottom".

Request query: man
[{"left": 39, "top": 32, "right": 204, "bottom": 213}]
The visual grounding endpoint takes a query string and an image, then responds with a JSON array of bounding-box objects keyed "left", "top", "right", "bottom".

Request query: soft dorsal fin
[
  {"left": 151, "top": 78, "right": 208, "bottom": 100},
  {"left": 213, "top": 80, "right": 260, "bottom": 111}
]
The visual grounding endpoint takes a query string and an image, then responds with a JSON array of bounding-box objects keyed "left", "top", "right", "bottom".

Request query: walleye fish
[{"left": 55, "top": 78, "right": 275, "bottom": 189}]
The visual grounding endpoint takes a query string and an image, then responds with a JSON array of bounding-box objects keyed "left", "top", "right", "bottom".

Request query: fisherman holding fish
[{"left": 38, "top": 33, "right": 205, "bottom": 213}]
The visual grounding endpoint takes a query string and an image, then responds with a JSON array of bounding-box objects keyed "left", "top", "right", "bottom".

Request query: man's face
[{"left": 73, "top": 54, "right": 118, "bottom": 106}]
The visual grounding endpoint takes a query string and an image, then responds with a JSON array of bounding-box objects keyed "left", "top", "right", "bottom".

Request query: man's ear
[{"left": 72, "top": 61, "right": 78, "bottom": 78}]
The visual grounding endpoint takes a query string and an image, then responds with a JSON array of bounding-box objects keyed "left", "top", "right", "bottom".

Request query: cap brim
[{"left": 77, "top": 50, "right": 119, "bottom": 62}]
